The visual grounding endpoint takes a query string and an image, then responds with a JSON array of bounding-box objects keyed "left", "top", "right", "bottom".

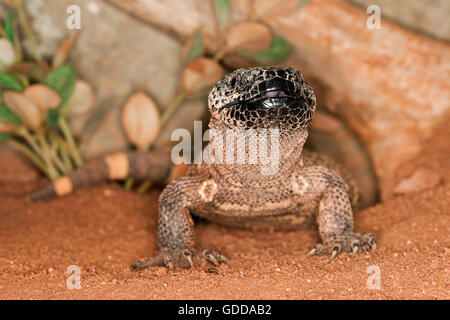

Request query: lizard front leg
[
  {"left": 291, "top": 166, "right": 376, "bottom": 261},
  {"left": 132, "top": 176, "right": 227, "bottom": 270}
]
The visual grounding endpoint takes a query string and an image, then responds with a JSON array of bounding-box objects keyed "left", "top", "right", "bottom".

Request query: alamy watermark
[
  {"left": 171, "top": 121, "right": 280, "bottom": 175},
  {"left": 366, "top": 265, "right": 381, "bottom": 290},
  {"left": 366, "top": 5, "right": 381, "bottom": 30},
  {"left": 66, "top": 5, "right": 81, "bottom": 30},
  {"left": 66, "top": 265, "right": 81, "bottom": 289}
]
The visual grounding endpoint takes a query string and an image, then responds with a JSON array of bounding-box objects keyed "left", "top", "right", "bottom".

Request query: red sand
[{"left": 0, "top": 120, "right": 448, "bottom": 300}]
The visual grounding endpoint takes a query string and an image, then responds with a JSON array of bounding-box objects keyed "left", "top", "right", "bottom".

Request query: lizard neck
[{"left": 205, "top": 119, "right": 307, "bottom": 187}]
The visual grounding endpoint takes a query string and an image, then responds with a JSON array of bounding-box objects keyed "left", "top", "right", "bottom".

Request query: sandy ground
[{"left": 0, "top": 121, "right": 449, "bottom": 300}]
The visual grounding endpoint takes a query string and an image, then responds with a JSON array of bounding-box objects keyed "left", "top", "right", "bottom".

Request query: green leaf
[
  {"left": 0, "top": 73, "right": 23, "bottom": 92},
  {"left": 183, "top": 30, "right": 204, "bottom": 65},
  {"left": 237, "top": 35, "right": 292, "bottom": 64},
  {"left": 44, "top": 66, "right": 76, "bottom": 106},
  {"left": 0, "top": 102, "right": 22, "bottom": 124},
  {"left": 4, "top": 9, "right": 14, "bottom": 43},
  {"left": 47, "top": 108, "right": 59, "bottom": 131},
  {"left": 295, "top": 0, "right": 311, "bottom": 9},
  {"left": 0, "top": 132, "right": 11, "bottom": 143},
  {"left": 213, "top": 0, "right": 230, "bottom": 31}
]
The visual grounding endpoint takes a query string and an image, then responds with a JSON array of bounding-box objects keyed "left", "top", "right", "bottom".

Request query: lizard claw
[
  {"left": 306, "top": 233, "right": 376, "bottom": 262},
  {"left": 132, "top": 248, "right": 228, "bottom": 270},
  {"left": 306, "top": 244, "right": 322, "bottom": 257},
  {"left": 183, "top": 249, "right": 194, "bottom": 268},
  {"left": 201, "top": 250, "right": 219, "bottom": 266},
  {"left": 201, "top": 249, "right": 228, "bottom": 266},
  {"left": 328, "top": 245, "right": 341, "bottom": 263}
]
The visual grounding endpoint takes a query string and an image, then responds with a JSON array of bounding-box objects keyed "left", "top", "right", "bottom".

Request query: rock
[
  {"left": 307, "top": 111, "right": 378, "bottom": 208},
  {"left": 23, "top": 0, "right": 182, "bottom": 159},
  {"left": 104, "top": 0, "right": 450, "bottom": 201},
  {"left": 394, "top": 168, "right": 441, "bottom": 194},
  {"left": 350, "top": 0, "right": 450, "bottom": 42}
]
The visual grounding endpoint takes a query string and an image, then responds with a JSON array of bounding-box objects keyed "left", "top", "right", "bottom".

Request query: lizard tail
[{"left": 29, "top": 151, "right": 173, "bottom": 202}]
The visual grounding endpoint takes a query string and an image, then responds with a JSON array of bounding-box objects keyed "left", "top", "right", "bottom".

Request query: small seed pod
[
  {"left": 3, "top": 91, "right": 44, "bottom": 132},
  {"left": 0, "top": 38, "right": 16, "bottom": 71},
  {"left": 181, "top": 57, "right": 224, "bottom": 93},
  {"left": 225, "top": 21, "right": 273, "bottom": 51},
  {"left": 122, "top": 92, "right": 160, "bottom": 149},
  {"left": 23, "top": 84, "right": 61, "bottom": 111},
  {"left": 64, "top": 80, "right": 96, "bottom": 116}
]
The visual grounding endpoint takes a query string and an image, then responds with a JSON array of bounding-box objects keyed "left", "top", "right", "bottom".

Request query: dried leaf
[
  {"left": 226, "top": 22, "right": 273, "bottom": 51},
  {"left": 122, "top": 92, "right": 160, "bottom": 149},
  {"left": 181, "top": 58, "right": 224, "bottom": 93},
  {"left": 52, "top": 32, "right": 80, "bottom": 69},
  {"left": 24, "top": 84, "right": 61, "bottom": 111},
  {"left": 0, "top": 121, "right": 18, "bottom": 133},
  {"left": 3, "top": 91, "right": 43, "bottom": 132},
  {"left": 0, "top": 38, "right": 15, "bottom": 70},
  {"left": 65, "top": 80, "right": 95, "bottom": 116},
  {"left": 7, "top": 61, "right": 50, "bottom": 82},
  {"left": 237, "top": 35, "right": 291, "bottom": 63}
]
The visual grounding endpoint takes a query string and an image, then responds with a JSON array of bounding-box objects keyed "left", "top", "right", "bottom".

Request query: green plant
[{"left": 0, "top": 1, "right": 94, "bottom": 181}]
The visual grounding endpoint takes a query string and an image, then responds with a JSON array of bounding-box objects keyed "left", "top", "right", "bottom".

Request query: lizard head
[{"left": 208, "top": 66, "right": 316, "bottom": 130}]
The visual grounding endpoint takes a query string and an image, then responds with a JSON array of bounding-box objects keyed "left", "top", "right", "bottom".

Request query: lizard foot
[
  {"left": 306, "top": 233, "right": 376, "bottom": 262},
  {"left": 131, "top": 248, "right": 228, "bottom": 270}
]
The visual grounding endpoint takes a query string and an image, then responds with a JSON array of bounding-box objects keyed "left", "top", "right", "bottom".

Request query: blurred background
[{"left": 0, "top": 0, "right": 449, "bottom": 206}]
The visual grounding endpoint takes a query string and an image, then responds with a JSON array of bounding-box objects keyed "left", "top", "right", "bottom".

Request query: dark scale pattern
[
  {"left": 31, "top": 66, "right": 375, "bottom": 269},
  {"left": 208, "top": 66, "right": 316, "bottom": 131}
]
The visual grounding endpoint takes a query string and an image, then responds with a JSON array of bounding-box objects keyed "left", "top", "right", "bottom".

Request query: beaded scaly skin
[{"left": 31, "top": 67, "right": 376, "bottom": 269}]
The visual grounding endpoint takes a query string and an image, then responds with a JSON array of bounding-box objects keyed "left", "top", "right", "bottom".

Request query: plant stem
[
  {"left": 123, "top": 178, "right": 134, "bottom": 191},
  {"left": 12, "top": 0, "right": 41, "bottom": 62},
  {"left": 58, "top": 117, "right": 83, "bottom": 168},
  {"left": 136, "top": 180, "right": 153, "bottom": 195},
  {"left": 213, "top": 46, "right": 229, "bottom": 61},
  {"left": 17, "top": 127, "right": 58, "bottom": 180},
  {"left": 17, "top": 127, "right": 43, "bottom": 159},
  {"left": 37, "top": 132, "right": 64, "bottom": 177},
  {"left": 47, "top": 133, "right": 70, "bottom": 174},
  {"left": 11, "top": 8, "right": 22, "bottom": 62},
  {"left": 160, "top": 89, "right": 187, "bottom": 128},
  {"left": 51, "top": 132, "right": 73, "bottom": 172},
  {"left": 8, "top": 139, "right": 48, "bottom": 175},
  {"left": 133, "top": 145, "right": 153, "bottom": 193}
]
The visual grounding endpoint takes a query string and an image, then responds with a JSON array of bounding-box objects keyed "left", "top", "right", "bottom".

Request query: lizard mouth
[
  {"left": 220, "top": 77, "right": 303, "bottom": 112},
  {"left": 217, "top": 76, "right": 314, "bottom": 130},
  {"left": 220, "top": 89, "right": 301, "bottom": 111},
  {"left": 245, "top": 89, "right": 300, "bottom": 109}
]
